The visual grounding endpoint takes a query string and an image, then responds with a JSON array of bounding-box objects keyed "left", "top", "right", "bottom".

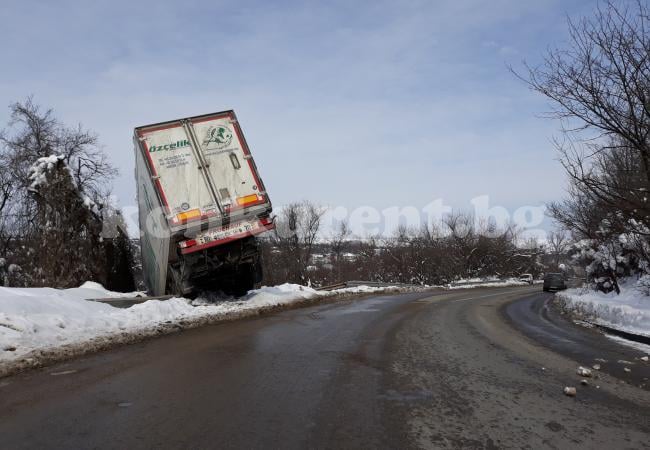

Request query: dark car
[{"left": 543, "top": 273, "right": 567, "bottom": 291}]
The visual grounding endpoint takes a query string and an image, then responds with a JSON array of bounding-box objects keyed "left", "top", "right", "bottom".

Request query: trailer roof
[{"left": 134, "top": 109, "right": 235, "bottom": 133}]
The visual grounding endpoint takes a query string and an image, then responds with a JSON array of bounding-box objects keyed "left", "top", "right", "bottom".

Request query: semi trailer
[{"left": 134, "top": 110, "right": 274, "bottom": 296}]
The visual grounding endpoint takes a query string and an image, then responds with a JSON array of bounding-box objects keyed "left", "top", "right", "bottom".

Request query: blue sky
[{"left": 0, "top": 0, "right": 598, "bottom": 233}]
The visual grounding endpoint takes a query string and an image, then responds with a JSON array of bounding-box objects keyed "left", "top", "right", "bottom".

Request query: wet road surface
[{"left": 1, "top": 286, "right": 649, "bottom": 449}]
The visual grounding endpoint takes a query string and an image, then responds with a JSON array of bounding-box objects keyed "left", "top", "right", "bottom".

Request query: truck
[{"left": 134, "top": 110, "right": 274, "bottom": 297}]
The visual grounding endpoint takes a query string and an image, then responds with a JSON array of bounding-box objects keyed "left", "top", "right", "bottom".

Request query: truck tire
[
  {"left": 166, "top": 274, "right": 183, "bottom": 297},
  {"left": 166, "top": 265, "right": 194, "bottom": 298},
  {"left": 253, "top": 257, "right": 263, "bottom": 287},
  {"left": 224, "top": 259, "right": 261, "bottom": 297},
  {"left": 231, "top": 262, "right": 258, "bottom": 297}
]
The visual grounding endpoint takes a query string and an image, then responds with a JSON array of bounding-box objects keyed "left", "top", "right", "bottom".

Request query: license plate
[{"left": 196, "top": 219, "right": 258, "bottom": 245}]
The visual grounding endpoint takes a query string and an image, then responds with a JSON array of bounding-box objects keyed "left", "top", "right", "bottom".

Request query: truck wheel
[
  {"left": 167, "top": 266, "right": 193, "bottom": 298},
  {"left": 231, "top": 263, "right": 258, "bottom": 297},
  {"left": 166, "top": 276, "right": 182, "bottom": 297},
  {"left": 253, "top": 258, "right": 263, "bottom": 288}
]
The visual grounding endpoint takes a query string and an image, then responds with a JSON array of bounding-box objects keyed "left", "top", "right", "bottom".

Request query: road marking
[
  {"left": 415, "top": 288, "right": 538, "bottom": 304},
  {"left": 452, "top": 288, "right": 538, "bottom": 303},
  {"left": 50, "top": 370, "right": 77, "bottom": 376}
]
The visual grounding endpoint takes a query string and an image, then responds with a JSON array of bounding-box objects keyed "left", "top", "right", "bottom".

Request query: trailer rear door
[
  {"left": 137, "top": 123, "right": 218, "bottom": 224},
  {"left": 136, "top": 111, "right": 270, "bottom": 226},
  {"left": 190, "top": 112, "right": 268, "bottom": 213}
]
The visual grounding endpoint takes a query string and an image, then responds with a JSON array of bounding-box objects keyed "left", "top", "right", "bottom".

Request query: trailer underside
[{"left": 167, "top": 236, "right": 263, "bottom": 297}]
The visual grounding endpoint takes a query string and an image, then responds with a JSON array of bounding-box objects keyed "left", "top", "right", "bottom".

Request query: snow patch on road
[{"left": 556, "top": 279, "right": 650, "bottom": 338}]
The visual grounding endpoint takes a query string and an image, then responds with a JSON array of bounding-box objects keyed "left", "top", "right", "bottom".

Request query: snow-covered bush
[
  {"left": 636, "top": 274, "right": 650, "bottom": 296},
  {"left": 28, "top": 154, "right": 66, "bottom": 191},
  {"left": 570, "top": 218, "right": 650, "bottom": 294},
  {"left": 0, "top": 258, "right": 26, "bottom": 287}
]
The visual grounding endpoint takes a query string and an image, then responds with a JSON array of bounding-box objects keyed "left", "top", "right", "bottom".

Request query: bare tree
[
  {"left": 520, "top": 1, "right": 650, "bottom": 183},
  {"left": 0, "top": 98, "right": 117, "bottom": 201},
  {"left": 519, "top": 1, "right": 650, "bottom": 224},
  {"left": 0, "top": 98, "right": 131, "bottom": 288},
  {"left": 519, "top": 1, "right": 650, "bottom": 288},
  {"left": 329, "top": 220, "right": 351, "bottom": 281},
  {"left": 268, "top": 201, "right": 325, "bottom": 284},
  {"left": 547, "top": 230, "right": 571, "bottom": 269},
  {"left": 0, "top": 158, "right": 15, "bottom": 256},
  {"left": 263, "top": 208, "right": 544, "bottom": 287}
]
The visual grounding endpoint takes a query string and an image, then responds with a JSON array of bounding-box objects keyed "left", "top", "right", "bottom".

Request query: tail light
[
  {"left": 178, "top": 239, "right": 197, "bottom": 249},
  {"left": 173, "top": 208, "right": 201, "bottom": 224},
  {"left": 236, "top": 194, "right": 262, "bottom": 206}
]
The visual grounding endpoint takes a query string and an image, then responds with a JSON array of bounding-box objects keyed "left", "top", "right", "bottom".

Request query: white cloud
[{"left": 0, "top": 0, "right": 587, "bottom": 235}]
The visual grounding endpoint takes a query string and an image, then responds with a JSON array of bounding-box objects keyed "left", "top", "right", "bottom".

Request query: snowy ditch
[{"left": 0, "top": 282, "right": 422, "bottom": 377}]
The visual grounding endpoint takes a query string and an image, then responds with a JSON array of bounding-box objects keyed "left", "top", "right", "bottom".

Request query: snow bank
[
  {"left": 447, "top": 277, "right": 534, "bottom": 289},
  {"left": 556, "top": 279, "right": 650, "bottom": 338},
  {"left": 0, "top": 283, "right": 318, "bottom": 364},
  {"left": 0, "top": 282, "right": 408, "bottom": 375}
]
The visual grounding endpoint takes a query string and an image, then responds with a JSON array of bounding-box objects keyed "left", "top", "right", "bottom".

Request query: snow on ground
[
  {"left": 604, "top": 334, "right": 650, "bottom": 355},
  {"left": 447, "top": 277, "right": 536, "bottom": 289},
  {"left": 0, "top": 282, "right": 404, "bottom": 375},
  {"left": 0, "top": 276, "right": 548, "bottom": 376},
  {"left": 556, "top": 279, "right": 650, "bottom": 338}
]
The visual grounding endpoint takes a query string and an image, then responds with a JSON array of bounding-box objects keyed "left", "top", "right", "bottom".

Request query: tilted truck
[{"left": 134, "top": 110, "right": 274, "bottom": 296}]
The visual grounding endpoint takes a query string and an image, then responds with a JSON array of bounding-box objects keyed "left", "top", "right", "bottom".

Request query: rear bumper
[{"left": 180, "top": 219, "right": 274, "bottom": 255}]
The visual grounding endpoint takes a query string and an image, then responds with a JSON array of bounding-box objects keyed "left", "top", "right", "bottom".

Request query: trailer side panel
[{"left": 135, "top": 136, "right": 170, "bottom": 295}]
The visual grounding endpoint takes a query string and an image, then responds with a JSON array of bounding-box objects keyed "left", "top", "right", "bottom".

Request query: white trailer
[{"left": 134, "top": 110, "right": 274, "bottom": 296}]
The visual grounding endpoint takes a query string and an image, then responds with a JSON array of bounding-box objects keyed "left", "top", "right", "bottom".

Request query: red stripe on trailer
[
  {"left": 191, "top": 111, "right": 232, "bottom": 124},
  {"left": 180, "top": 223, "right": 275, "bottom": 255},
  {"left": 138, "top": 121, "right": 185, "bottom": 134},
  {"left": 137, "top": 130, "right": 172, "bottom": 214},
  {"left": 230, "top": 118, "right": 266, "bottom": 194}
]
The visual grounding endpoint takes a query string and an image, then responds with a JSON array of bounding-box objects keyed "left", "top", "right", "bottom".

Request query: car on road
[
  {"left": 543, "top": 273, "right": 567, "bottom": 291},
  {"left": 519, "top": 273, "right": 533, "bottom": 285}
]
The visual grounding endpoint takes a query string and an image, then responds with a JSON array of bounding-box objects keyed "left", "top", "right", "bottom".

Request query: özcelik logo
[{"left": 203, "top": 125, "right": 233, "bottom": 149}]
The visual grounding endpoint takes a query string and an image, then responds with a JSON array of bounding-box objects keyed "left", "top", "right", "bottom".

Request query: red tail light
[{"left": 179, "top": 239, "right": 197, "bottom": 249}]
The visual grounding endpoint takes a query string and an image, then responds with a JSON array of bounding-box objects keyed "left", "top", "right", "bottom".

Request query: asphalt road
[{"left": 1, "top": 286, "right": 649, "bottom": 449}]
